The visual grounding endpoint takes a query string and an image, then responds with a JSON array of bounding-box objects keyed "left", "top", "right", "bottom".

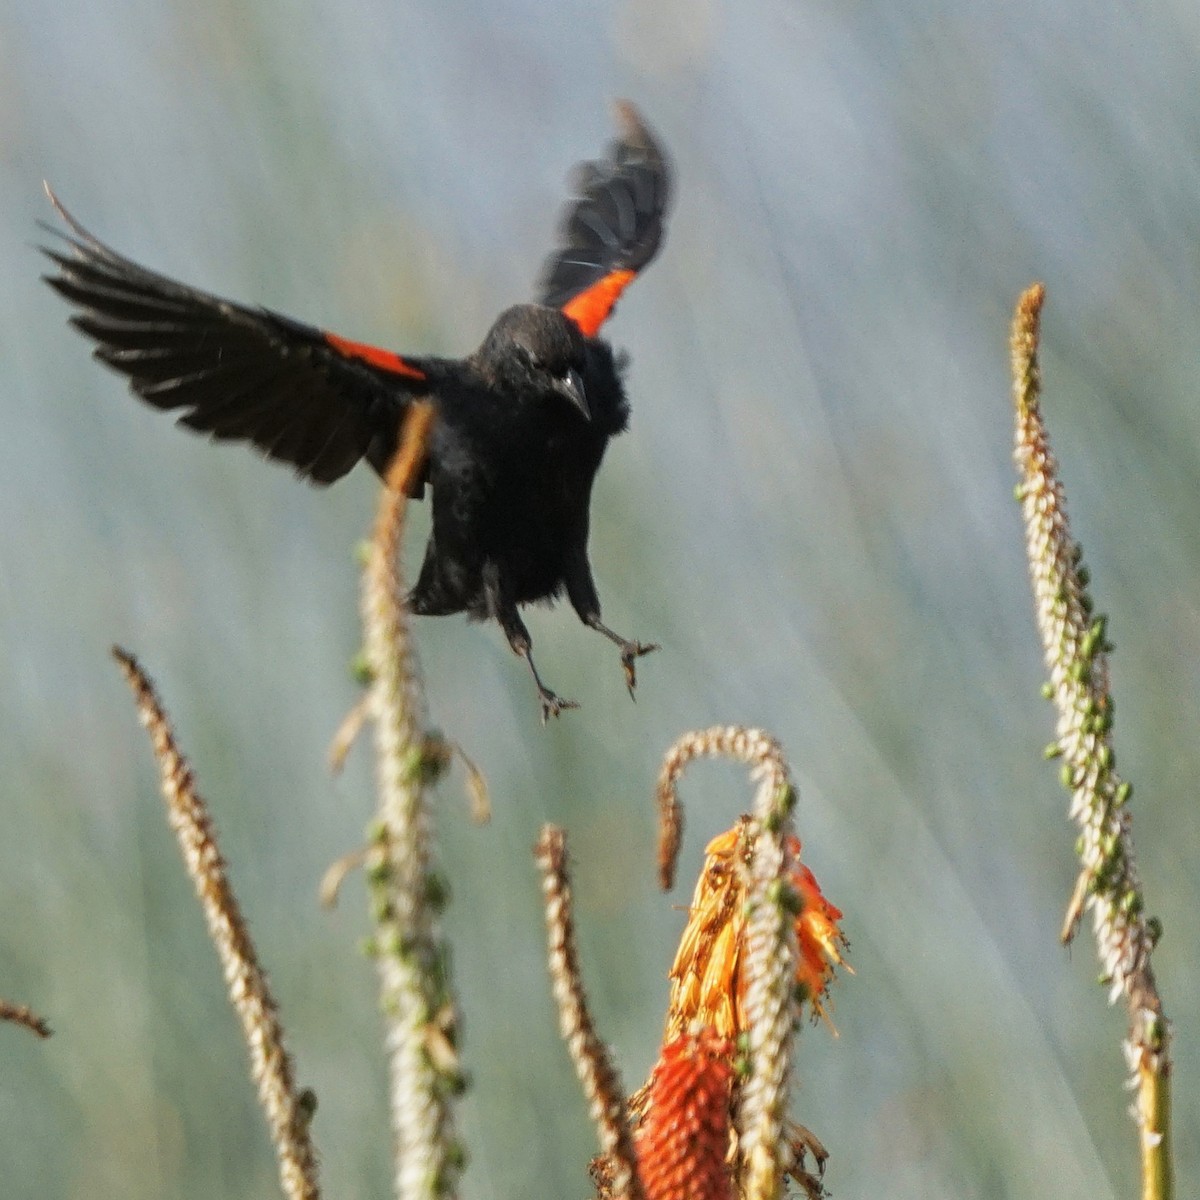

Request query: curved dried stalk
[
  {"left": 361, "top": 402, "right": 467, "bottom": 1200},
  {"left": 535, "top": 824, "right": 644, "bottom": 1200},
  {"left": 656, "top": 728, "right": 788, "bottom": 891},
  {"left": 1011, "top": 284, "right": 1172, "bottom": 1200},
  {"left": 112, "top": 648, "right": 319, "bottom": 1200}
]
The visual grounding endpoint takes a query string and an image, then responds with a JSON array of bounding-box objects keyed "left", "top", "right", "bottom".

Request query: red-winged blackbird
[{"left": 42, "top": 103, "right": 671, "bottom": 721}]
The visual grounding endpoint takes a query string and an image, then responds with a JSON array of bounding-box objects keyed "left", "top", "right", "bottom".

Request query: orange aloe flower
[{"left": 665, "top": 817, "right": 847, "bottom": 1044}]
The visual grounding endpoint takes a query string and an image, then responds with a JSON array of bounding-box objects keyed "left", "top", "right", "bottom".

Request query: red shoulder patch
[
  {"left": 560, "top": 268, "right": 637, "bottom": 339},
  {"left": 325, "top": 332, "right": 427, "bottom": 380}
]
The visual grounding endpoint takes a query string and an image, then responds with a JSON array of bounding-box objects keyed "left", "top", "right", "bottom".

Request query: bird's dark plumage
[{"left": 42, "top": 104, "right": 671, "bottom": 719}]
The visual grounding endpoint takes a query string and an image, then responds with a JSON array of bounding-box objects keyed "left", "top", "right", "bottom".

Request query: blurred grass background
[{"left": 2, "top": 1, "right": 1198, "bottom": 1197}]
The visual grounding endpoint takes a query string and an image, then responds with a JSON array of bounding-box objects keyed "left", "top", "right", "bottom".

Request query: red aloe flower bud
[{"left": 635, "top": 1028, "right": 735, "bottom": 1200}]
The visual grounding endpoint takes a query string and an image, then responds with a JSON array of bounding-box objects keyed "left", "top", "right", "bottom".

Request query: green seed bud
[{"left": 425, "top": 871, "right": 452, "bottom": 912}]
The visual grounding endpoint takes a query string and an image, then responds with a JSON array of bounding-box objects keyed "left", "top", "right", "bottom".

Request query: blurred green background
[{"left": 2, "top": 1, "right": 1197, "bottom": 1197}]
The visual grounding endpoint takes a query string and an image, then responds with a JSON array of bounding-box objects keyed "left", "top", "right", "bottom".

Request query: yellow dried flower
[{"left": 664, "top": 818, "right": 847, "bottom": 1044}]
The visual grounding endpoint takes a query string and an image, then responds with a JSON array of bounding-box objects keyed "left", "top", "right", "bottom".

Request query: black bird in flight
[{"left": 42, "top": 103, "right": 671, "bottom": 721}]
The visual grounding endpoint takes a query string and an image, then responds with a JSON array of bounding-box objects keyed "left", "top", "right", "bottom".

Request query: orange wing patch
[
  {"left": 325, "top": 332, "right": 427, "bottom": 380},
  {"left": 561, "top": 269, "right": 637, "bottom": 339}
]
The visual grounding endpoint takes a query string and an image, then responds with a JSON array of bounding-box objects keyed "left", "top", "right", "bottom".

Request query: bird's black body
[
  {"left": 42, "top": 104, "right": 670, "bottom": 718},
  {"left": 412, "top": 316, "right": 628, "bottom": 617}
]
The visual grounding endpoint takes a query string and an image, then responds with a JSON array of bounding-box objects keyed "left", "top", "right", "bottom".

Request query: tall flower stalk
[
  {"left": 361, "top": 402, "right": 467, "bottom": 1200},
  {"left": 1011, "top": 284, "right": 1172, "bottom": 1200}
]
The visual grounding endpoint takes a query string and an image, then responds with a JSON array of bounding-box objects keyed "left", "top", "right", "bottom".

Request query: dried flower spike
[
  {"left": 536, "top": 824, "right": 644, "bottom": 1200},
  {"left": 113, "top": 647, "right": 320, "bottom": 1200}
]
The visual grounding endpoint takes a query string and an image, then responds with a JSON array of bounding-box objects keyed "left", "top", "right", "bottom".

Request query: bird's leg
[
  {"left": 524, "top": 648, "right": 580, "bottom": 724},
  {"left": 564, "top": 549, "right": 658, "bottom": 698},
  {"left": 496, "top": 604, "right": 579, "bottom": 723},
  {"left": 581, "top": 614, "right": 660, "bottom": 697}
]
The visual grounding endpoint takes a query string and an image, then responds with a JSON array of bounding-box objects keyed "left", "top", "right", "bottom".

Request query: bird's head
[{"left": 475, "top": 305, "right": 590, "bottom": 419}]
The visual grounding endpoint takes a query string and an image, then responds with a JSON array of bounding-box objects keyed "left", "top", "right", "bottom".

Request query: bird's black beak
[{"left": 555, "top": 367, "right": 590, "bottom": 421}]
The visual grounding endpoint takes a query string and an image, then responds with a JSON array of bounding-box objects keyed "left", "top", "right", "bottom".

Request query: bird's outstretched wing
[
  {"left": 537, "top": 102, "right": 671, "bottom": 339},
  {"left": 40, "top": 187, "right": 431, "bottom": 486}
]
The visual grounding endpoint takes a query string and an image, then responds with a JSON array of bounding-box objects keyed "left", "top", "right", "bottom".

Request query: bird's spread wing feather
[
  {"left": 537, "top": 102, "right": 671, "bottom": 338},
  {"left": 40, "top": 188, "right": 431, "bottom": 485}
]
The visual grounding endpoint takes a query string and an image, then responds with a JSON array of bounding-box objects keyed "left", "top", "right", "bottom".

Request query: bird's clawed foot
[
  {"left": 617, "top": 639, "right": 660, "bottom": 698},
  {"left": 537, "top": 686, "right": 581, "bottom": 725},
  {"left": 513, "top": 634, "right": 580, "bottom": 723},
  {"left": 581, "top": 612, "right": 660, "bottom": 698}
]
